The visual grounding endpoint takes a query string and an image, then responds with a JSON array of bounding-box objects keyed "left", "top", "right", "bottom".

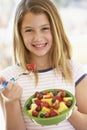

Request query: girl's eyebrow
[
  {"left": 22, "top": 26, "right": 33, "bottom": 29},
  {"left": 22, "top": 24, "right": 50, "bottom": 29},
  {"left": 41, "top": 24, "right": 50, "bottom": 27}
]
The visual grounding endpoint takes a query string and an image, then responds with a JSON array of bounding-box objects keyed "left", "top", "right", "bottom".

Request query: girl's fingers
[
  {"left": 1, "top": 82, "right": 23, "bottom": 102},
  {"left": 0, "top": 76, "right": 6, "bottom": 84},
  {"left": 0, "top": 76, "right": 23, "bottom": 102},
  {"left": 1, "top": 82, "right": 14, "bottom": 101},
  {"left": 6, "top": 82, "right": 14, "bottom": 90},
  {"left": 0, "top": 77, "right": 15, "bottom": 89}
]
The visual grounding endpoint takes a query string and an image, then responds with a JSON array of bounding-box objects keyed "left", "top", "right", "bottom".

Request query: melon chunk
[
  {"left": 41, "top": 98, "right": 52, "bottom": 106},
  {"left": 58, "top": 102, "right": 68, "bottom": 114},
  {"left": 63, "top": 97, "right": 73, "bottom": 102}
]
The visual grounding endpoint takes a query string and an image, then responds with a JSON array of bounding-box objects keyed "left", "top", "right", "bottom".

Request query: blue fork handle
[{"left": 2, "top": 78, "right": 15, "bottom": 89}]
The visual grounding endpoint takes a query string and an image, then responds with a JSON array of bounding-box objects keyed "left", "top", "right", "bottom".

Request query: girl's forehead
[
  {"left": 23, "top": 12, "right": 48, "bottom": 21},
  {"left": 21, "top": 12, "right": 50, "bottom": 28}
]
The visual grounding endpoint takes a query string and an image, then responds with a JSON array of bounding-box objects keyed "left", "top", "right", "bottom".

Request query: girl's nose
[{"left": 33, "top": 31, "right": 43, "bottom": 42}]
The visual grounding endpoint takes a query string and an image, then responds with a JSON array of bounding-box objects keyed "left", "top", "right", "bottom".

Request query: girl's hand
[
  {"left": 68, "top": 105, "right": 78, "bottom": 121},
  {"left": 0, "top": 76, "right": 23, "bottom": 102}
]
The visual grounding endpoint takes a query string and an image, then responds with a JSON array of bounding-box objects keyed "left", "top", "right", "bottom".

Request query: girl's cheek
[
  {"left": 23, "top": 35, "right": 31, "bottom": 43},
  {"left": 25, "top": 34, "right": 33, "bottom": 42}
]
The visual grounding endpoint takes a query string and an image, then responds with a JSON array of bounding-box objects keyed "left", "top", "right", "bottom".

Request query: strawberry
[
  {"left": 58, "top": 90, "right": 66, "bottom": 97},
  {"left": 32, "top": 110, "right": 38, "bottom": 117},
  {"left": 55, "top": 95, "right": 62, "bottom": 102},
  {"left": 36, "top": 105, "right": 42, "bottom": 112},
  {"left": 41, "top": 101, "right": 50, "bottom": 108},
  {"left": 34, "top": 91, "right": 40, "bottom": 97},
  {"left": 43, "top": 92, "right": 49, "bottom": 95},
  {"left": 26, "top": 64, "right": 36, "bottom": 71},
  {"left": 66, "top": 100, "right": 72, "bottom": 107},
  {"left": 52, "top": 102, "right": 59, "bottom": 109},
  {"left": 49, "top": 109, "right": 58, "bottom": 117},
  {"left": 44, "top": 112, "right": 50, "bottom": 118},
  {"left": 34, "top": 92, "right": 43, "bottom": 99},
  {"left": 37, "top": 94, "right": 43, "bottom": 99},
  {"left": 34, "top": 99, "right": 42, "bottom": 106}
]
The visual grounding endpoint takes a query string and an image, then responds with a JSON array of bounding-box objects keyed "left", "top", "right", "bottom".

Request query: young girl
[{"left": 0, "top": 0, "right": 87, "bottom": 130}]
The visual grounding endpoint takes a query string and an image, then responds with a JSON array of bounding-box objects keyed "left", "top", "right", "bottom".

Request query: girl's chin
[{"left": 32, "top": 52, "right": 48, "bottom": 57}]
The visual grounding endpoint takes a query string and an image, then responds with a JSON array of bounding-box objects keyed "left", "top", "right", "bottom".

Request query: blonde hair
[{"left": 13, "top": 0, "right": 72, "bottom": 84}]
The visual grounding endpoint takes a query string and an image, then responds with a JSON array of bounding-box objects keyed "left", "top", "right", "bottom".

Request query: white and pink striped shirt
[{"left": 0, "top": 60, "right": 87, "bottom": 130}]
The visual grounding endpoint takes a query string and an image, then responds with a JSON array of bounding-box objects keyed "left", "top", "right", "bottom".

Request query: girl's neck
[
  {"left": 36, "top": 62, "right": 51, "bottom": 70},
  {"left": 30, "top": 56, "right": 51, "bottom": 70}
]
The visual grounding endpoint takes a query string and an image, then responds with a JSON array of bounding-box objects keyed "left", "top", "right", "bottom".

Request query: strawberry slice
[
  {"left": 41, "top": 101, "right": 50, "bottom": 108},
  {"left": 58, "top": 90, "right": 66, "bottom": 97},
  {"left": 32, "top": 110, "right": 38, "bottom": 117},
  {"left": 55, "top": 95, "right": 62, "bottom": 102},
  {"left": 34, "top": 99, "right": 42, "bottom": 106},
  {"left": 43, "top": 92, "right": 49, "bottom": 95},
  {"left": 49, "top": 109, "right": 58, "bottom": 117},
  {"left": 26, "top": 64, "right": 36, "bottom": 71}
]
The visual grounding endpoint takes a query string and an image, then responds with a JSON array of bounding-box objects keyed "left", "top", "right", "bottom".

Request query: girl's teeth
[{"left": 35, "top": 44, "right": 45, "bottom": 47}]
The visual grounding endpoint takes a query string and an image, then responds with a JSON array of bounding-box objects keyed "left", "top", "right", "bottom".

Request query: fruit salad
[{"left": 26, "top": 89, "right": 73, "bottom": 118}]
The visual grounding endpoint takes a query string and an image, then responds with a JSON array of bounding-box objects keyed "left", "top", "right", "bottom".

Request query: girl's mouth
[{"left": 32, "top": 43, "right": 47, "bottom": 48}]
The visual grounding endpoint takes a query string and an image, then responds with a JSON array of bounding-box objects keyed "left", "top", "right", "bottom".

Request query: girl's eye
[
  {"left": 42, "top": 27, "right": 50, "bottom": 31},
  {"left": 25, "top": 29, "right": 33, "bottom": 32}
]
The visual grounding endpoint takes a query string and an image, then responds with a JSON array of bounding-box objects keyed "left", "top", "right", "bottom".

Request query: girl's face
[{"left": 21, "top": 12, "right": 53, "bottom": 59}]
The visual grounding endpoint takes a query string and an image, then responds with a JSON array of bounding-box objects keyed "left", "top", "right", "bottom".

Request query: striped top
[{"left": 0, "top": 60, "right": 87, "bottom": 130}]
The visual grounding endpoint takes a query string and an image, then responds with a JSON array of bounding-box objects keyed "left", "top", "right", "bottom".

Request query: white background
[{"left": 0, "top": 0, "right": 87, "bottom": 129}]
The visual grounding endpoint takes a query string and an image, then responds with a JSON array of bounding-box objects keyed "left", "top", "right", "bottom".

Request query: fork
[{"left": 0, "top": 71, "right": 31, "bottom": 92}]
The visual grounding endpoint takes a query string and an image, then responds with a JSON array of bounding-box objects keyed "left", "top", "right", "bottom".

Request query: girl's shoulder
[
  {"left": 68, "top": 60, "right": 87, "bottom": 84},
  {"left": 0, "top": 64, "right": 23, "bottom": 80},
  {"left": 68, "top": 60, "right": 86, "bottom": 73},
  {"left": 0, "top": 64, "right": 21, "bottom": 73}
]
